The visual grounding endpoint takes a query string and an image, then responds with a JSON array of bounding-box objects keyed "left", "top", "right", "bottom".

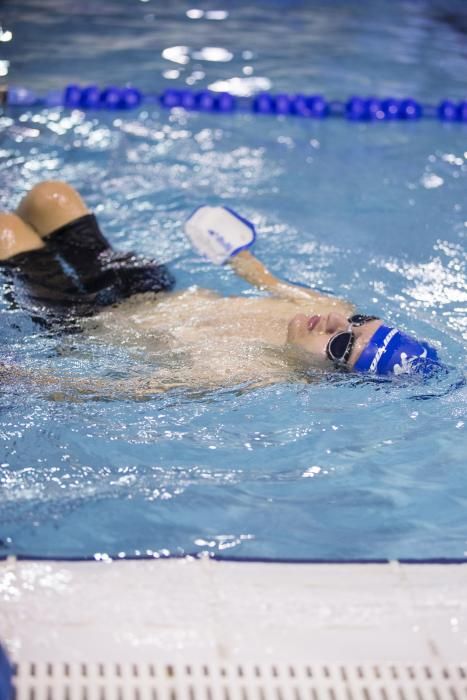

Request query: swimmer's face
[{"left": 286, "top": 312, "right": 383, "bottom": 369}]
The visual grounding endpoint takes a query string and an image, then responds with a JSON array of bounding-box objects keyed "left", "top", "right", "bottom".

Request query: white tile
[{"left": 1, "top": 559, "right": 467, "bottom": 665}]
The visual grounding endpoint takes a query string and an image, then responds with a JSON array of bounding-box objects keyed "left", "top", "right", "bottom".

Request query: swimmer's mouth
[{"left": 307, "top": 315, "right": 321, "bottom": 331}]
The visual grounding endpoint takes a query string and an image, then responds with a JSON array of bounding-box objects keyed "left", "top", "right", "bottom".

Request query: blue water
[{"left": 0, "top": 0, "right": 466, "bottom": 560}]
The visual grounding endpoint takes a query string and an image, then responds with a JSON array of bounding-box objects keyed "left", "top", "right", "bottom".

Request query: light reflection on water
[{"left": 0, "top": 0, "right": 466, "bottom": 560}]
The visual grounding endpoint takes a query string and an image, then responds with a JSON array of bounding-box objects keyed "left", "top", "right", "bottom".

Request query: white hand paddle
[{"left": 184, "top": 205, "right": 256, "bottom": 265}]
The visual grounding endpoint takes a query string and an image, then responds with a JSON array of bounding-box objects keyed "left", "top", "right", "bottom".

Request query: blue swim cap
[{"left": 353, "top": 324, "right": 440, "bottom": 377}]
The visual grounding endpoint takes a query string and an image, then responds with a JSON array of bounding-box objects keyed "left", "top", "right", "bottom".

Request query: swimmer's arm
[
  {"left": 229, "top": 250, "right": 353, "bottom": 310},
  {"left": 229, "top": 250, "right": 319, "bottom": 300}
]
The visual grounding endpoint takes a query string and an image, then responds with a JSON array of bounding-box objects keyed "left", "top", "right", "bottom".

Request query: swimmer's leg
[
  {"left": 16, "top": 181, "right": 91, "bottom": 237},
  {"left": 16, "top": 180, "right": 112, "bottom": 258},
  {"left": 17, "top": 181, "right": 175, "bottom": 297},
  {"left": 0, "top": 213, "right": 45, "bottom": 260},
  {"left": 16, "top": 181, "right": 116, "bottom": 287},
  {"left": 0, "top": 211, "right": 92, "bottom": 326}
]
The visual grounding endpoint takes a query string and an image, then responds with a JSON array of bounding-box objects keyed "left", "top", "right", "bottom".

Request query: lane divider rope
[{"left": 4, "top": 84, "right": 467, "bottom": 121}]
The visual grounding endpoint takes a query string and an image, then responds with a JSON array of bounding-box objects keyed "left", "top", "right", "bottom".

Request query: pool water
[{"left": 0, "top": 0, "right": 466, "bottom": 560}]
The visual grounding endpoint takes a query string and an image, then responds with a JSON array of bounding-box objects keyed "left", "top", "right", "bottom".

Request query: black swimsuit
[{"left": 0, "top": 214, "right": 175, "bottom": 329}]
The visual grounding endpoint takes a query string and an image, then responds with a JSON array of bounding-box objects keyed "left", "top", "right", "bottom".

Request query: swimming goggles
[{"left": 326, "top": 314, "right": 380, "bottom": 367}]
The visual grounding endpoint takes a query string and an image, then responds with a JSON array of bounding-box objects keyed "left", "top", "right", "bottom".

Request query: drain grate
[{"left": 12, "top": 663, "right": 467, "bottom": 700}]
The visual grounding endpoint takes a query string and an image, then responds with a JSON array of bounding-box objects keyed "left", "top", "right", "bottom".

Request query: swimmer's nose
[{"left": 325, "top": 312, "right": 349, "bottom": 334}]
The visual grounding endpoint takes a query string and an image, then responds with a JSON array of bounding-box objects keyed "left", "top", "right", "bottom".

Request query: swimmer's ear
[{"left": 184, "top": 205, "right": 256, "bottom": 265}]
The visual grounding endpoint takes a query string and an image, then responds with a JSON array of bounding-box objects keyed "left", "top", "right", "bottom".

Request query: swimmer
[{"left": 0, "top": 181, "right": 440, "bottom": 395}]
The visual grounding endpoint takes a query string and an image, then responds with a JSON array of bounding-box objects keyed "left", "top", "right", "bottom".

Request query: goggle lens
[
  {"left": 327, "top": 331, "right": 353, "bottom": 363},
  {"left": 326, "top": 315, "right": 379, "bottom": 366}
]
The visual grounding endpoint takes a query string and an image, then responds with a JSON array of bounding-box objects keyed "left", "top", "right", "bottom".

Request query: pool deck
[{"left": 0, "top": 558, "right": 466, "bottom": 697}]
